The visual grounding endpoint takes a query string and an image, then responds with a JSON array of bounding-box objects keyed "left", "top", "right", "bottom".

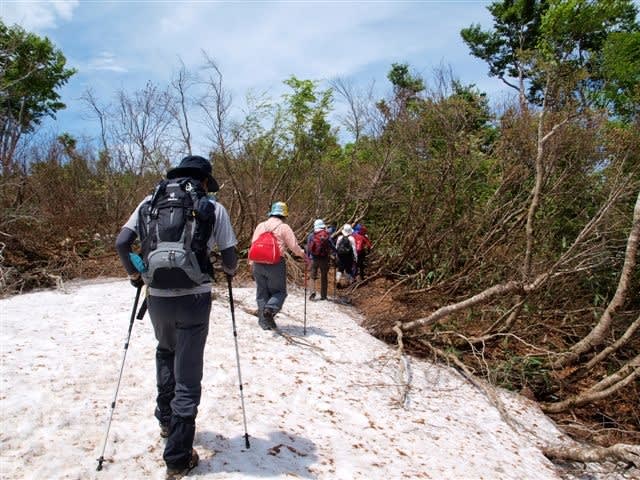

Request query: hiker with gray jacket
[{"left": 115, "top": 155, "right": 237, "bottom": 479}]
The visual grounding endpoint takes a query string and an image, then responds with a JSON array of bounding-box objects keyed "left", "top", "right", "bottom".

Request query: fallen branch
[
  {"left": 377, "top": 272, "right": 423, "bottom": 305},
  {"left": 400, "top": 280, "right": 521, "bottom": 331},
  {"left": 582, "top": 314, "right": 640, "bottom": 372},
  {"left": 543, "top": 443, "right": 640, "bottom": 468},
  {"left": 542, "top": 356, "right": 639, "bottom": 413},
  {"left": 553, "top": 190, "right": 640, "bottom": 369},
  {"left": 423, "top": 339, "right": 640, "bottom": 469},
  {"left": 393, "top": 322, "right": 412, "bottom": 408},
  {"left": 417, "top": 339, "right": 520, "bottom": 432}
]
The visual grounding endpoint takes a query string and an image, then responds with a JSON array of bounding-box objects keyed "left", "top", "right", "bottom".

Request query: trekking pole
[
  {"left": 226, "top": 274, "right": 251, "bottom": 449},
  {"left": 303, "top": 260, "right": 308, "bottom": 336},
  {"left": 136, "top": 298, "right": 147, "bottom": 320},
  {"left": 97, "top": 285, "right": 142, "bottom": 471},
  {"left": 333, "top": 258, "right": 337, "bottom": 301}
]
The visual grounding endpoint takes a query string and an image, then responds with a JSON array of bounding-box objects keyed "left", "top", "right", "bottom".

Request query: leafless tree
[{"left": 168, "top": 58, "right": 196, "bottom": 155}]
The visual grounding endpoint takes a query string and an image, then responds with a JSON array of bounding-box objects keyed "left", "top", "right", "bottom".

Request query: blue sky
[{"left": 2, "top": 1, "right": 514, "bottom": 146}]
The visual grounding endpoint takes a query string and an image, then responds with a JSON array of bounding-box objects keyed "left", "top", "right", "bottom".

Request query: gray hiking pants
[
  {"left": 253, "top": 259, "right": 288, "bottom": 321},
  {"left": 147, "top": 292, "right": 211, "bottom": 469},
  {"left": 310, "top": 256, "right": 330, "bottom": 299}
]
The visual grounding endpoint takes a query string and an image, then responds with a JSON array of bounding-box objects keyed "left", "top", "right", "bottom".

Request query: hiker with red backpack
[
  {"left": 335, "top": 223, "right": 358, "bottom": 286},
  {"left": 305, "top": 219, "right": 336, "bottom": 301},
  {"left": 249, "top": 201, "right": 307, "bottom": 330},
  {"left": 352, "top": 223, "right": 373, "bottom": 281}
]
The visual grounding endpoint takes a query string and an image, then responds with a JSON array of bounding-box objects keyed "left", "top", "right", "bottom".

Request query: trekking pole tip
[
  {"left": 96, "top": 457, "right": 104, "bottom": 471},
  {"left": 244, "top": 434, "right": 250, "bottom": 449}
]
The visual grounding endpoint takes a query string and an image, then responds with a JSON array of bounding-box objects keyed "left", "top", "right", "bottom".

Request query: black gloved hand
[
  {"left": 222, "top": 264, "right": 237, "bottom": 277},
  {"left": 129, "top": 272, "right": 144, "bottom": 288}
]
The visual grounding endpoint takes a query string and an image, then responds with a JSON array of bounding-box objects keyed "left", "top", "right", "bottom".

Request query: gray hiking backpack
[{"left": 138, "top": 177, "right": 215, "bottom": 289}]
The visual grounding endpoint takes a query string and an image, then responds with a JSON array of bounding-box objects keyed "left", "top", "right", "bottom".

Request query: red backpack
[
  {"left": 353, "top": 233, "right": 364, "bottom": 254},
  {"left": 309, "top": 230, "right": 331, "bottom": 257},
  {"left": 248, "top": 229, "right": 281, "bottom": 264},
  {"left": 353, "top": 232, "right": 371, "bottom": 254}
]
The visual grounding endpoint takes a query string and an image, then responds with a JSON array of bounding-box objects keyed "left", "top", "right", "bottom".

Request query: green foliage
[
  {"left": 600, "top": 31, "right": 640, "bottom": 120},
  {"left": 0, "top": 21, "right": 76, "bottom": 131},
  {"left": 460, "top": 0, "right": 547, "bottom": 88},
  {"left": 282, "top": 75, "right": 335, "bottom": 157},
  {"left": 387, "top": 63, "right": 425, "bottom": 94},
  {"left": 491, "top": 353, "right": 551, "bottom": 393},
  {"left": 462, "top": 0, "right": 640, "bottom": 117},
  {"left": 0, "top": 21, "right": 76, "bottom": 174}
]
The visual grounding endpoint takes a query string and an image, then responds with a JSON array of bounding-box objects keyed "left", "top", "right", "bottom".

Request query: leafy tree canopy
[
  {"left": 600, "top": 31, "right": 640, "bottom": 120},
  {"left": 387, "top": 63, "right": 425, "bottom": 94},
  {"left": 461, "top": 0, "right": 639, "bottom": 117},
  {"left": 1, "top": 21, "right": 76, "bottom": 132},
  {"left": 460, "top": 0, "right": 548, "bottom": 90}
]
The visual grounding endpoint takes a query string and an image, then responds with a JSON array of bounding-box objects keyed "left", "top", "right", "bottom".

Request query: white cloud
[
  {"left": 1, "top": 0, "right": 79, "bottom": 31},
  {"left": 22, "top": 1, "right": 509, "bottom": 144},
  {"left": 114, "top": 3, "right": 428, "bottom": 85},
  {"left": 52, "top": 0, "right": 77, "bottom": 20},
  {"left": 86, "top": 51, "right": 128, "bottom": 73}
]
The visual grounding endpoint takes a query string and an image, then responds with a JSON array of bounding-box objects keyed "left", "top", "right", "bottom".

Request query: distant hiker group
[
  {"left": 247, "top": 204, "right": 373, "bottom": 327},
  {"left": 307, "top": 219, "right": 372, "bottom": 295}
]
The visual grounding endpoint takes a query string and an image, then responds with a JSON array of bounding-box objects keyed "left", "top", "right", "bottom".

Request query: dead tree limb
[
  {"left": 418, "top": 339, "right": 639, "bottom": 468},
  {"left": 393, "top": 322, "right": 412, "bottom": 408},
  {"left": 543, "top": 443, "right": 640, "bottom": 468},
  {"left": 552, "top": 191, "right": 640, "bottom": 369},
  {"left": 542, "top": 355, "right": 639, "bottom": 413},
  {"left": 418, "top": 339, "right": 520, "bottom": 432},
  {"left": 401, "top": 281, "right": 519, "bottom": 331},
  {"left": 588, "top": 354, "right": 640, "bottom": 393},
  {"left": 401, "top": 271, "right": 552, "bottom": 332},
  {"left": 582, "top": 314, "right": 640, "bottom": 371}
]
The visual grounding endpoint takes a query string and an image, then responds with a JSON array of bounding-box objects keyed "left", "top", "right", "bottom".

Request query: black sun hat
[{"left": 166, "top": 155, "right": 220, "bottom": 192}]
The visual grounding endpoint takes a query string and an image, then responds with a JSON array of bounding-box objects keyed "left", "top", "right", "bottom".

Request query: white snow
[{"left": 0, "top": 278, "right": 626, "bottom": 479}]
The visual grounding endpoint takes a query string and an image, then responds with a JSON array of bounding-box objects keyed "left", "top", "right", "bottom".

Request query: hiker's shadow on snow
[
  {"left": 277, "top": 323, "right": 333, "bottom": 338},
  {"left": 197, "top": 429, "right": 318, "bottom": 478}
]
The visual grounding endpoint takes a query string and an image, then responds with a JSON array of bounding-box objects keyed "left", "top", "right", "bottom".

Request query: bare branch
[
  {"left": 553, "top": 191, "right": 640, "bottom": 368},
  {"left": 583, "top": 314, "right": 640, "bottom": 370},
  {"left": 542, "top": 355, "right": 639, "bottom": 413}
]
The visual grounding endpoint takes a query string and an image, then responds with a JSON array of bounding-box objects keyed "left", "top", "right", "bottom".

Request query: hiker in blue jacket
[{"left": 115, "top": 155, "right": 237, "bottom": 479}]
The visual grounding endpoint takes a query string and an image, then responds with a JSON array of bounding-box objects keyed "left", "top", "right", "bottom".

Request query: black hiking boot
[
  {"left": 261, "top": 308, "right": 277, "bottom": 330},
  {"left": 309, "top": 292, "right": 316, "bottom": 300},
  {"left": 165, "top": 449, "right": 199, "bottom": 479},
  {"left": 160, "top": 423, "right": 169, "bottom": 438}
]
